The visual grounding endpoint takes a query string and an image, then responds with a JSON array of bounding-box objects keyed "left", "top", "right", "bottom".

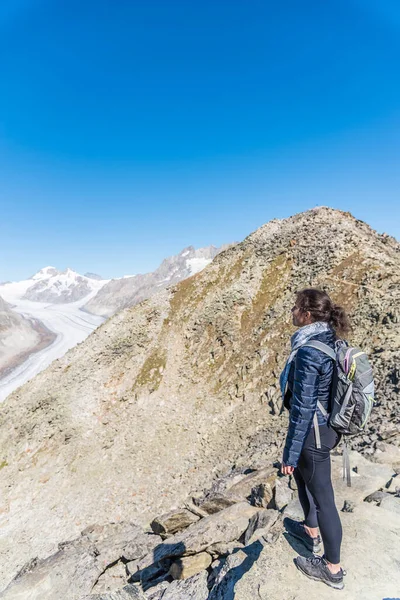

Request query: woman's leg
[
  {"left": 293, "top": 462, "right": 318, "bottom": 528},
  {"left": 296, "top": 425, "right": 342, "bottom": 565}
]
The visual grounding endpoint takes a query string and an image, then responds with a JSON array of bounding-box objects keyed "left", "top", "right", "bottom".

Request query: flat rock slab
[
  {"left": 161, "top": 571, "right": 209, "bottom": 600},
  {"left": 150, "top": 509, "right": 199, "bottom": 537},
  {"left": 379, "top": 495, "right": 400, "bottom": 514},
  {"left": 0, "top": 522, "right": 153, "bottom": 600},
  {"left": 138, "top": 502, "right": 259, "bottom": 568}
]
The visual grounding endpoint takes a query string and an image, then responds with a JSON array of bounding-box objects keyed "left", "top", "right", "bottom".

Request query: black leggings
[{"left": 293, "top": 424, "right": 343, "bottom": 564}]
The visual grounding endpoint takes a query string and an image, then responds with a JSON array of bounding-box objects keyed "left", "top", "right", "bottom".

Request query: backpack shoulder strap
[
  {"left": 302, "top": 340, "right": 336, "bottom": 449},
  {"left": 302, "top": 340, "right": 336, "bottom": 360}
]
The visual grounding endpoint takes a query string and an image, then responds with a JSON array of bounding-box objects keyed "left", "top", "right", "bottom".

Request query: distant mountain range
[
  {"left": 0, "top": 244, "right": 231, "bottom": 400},
  {"left": 83, "top": 244, "right": 232, "bottom": 318}
]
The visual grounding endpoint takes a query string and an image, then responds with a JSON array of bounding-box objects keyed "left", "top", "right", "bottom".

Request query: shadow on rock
[{"left": 208, "top": 541, "right": 264, "bottom": 600}]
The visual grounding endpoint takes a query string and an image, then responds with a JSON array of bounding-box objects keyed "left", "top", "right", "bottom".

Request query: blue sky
[{"left": 1, "top": 0, "right": 399, "bottom": 281}]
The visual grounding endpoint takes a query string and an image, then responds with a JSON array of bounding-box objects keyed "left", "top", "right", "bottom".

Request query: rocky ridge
[{"left": 0, "top": 207, "right": 399, "bottom": 589}]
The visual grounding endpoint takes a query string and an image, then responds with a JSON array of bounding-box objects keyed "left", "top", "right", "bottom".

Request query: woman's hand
[{"left": 281, "top": 462, "right": 295, "bottom": 476}]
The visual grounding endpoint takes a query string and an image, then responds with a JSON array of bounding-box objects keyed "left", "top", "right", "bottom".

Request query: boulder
[
  {"left": 161, "top": 571, "right": 209, "bottom": 600},
  {"left": 169, "top": 552, "right": 212, "bottom": 580},
  {"left": 150, "top": 509, "right": 199, "bottom": 537}
]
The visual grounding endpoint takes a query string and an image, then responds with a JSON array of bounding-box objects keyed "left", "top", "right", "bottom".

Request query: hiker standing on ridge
[{"left": 280, "top": 288, "right": 350, "bottom": 590}]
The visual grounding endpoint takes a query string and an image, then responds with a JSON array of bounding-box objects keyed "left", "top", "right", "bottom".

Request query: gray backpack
[{"left": 304, "top": 339, "right": 375, "bottom": 486}]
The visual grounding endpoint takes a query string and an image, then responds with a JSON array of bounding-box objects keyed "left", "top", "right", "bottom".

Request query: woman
[{"left": 280, "top": 288, "right": 350, "bottom": 590}]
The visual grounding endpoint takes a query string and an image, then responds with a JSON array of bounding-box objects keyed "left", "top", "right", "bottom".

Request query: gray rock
[
  {"left": 137, "top": 502, "right": 259, "bottom": 567},
  {"left": 144, "top": 580, "right": 170, "bottom": 600},
  {"left": 161, "top": 571, "right": 209, "bottom": 600},
  {"left": 81, "top": 584, "right": 146, "bottom": 599},
  {"left": 91, "top": 561, "right": 127, "bottom": 595},
  {"left": 206, "top": 541, "right": 244, "bottom": 557},
  {"left": 207, "top": 558, "right": 226, "bottom": 588},
  {"left": 244, "top": 509, "right": 279, "bottom": 546},
  {"left": 283, "top": 497, "right": 304, "bottom": 521},
  {"left": 379, "top": 495, "right": 400, "bottom": 514},
  {"left": 150, "top": 509, "right": 199, "bottom": 537},
  {"left": 0, "top": 522, "right": 148, "bottom": 600},
  {"left": 208, "top": 543, "right": 264, "bottom": 600},
  {"left": 197, "top": 494, "right": 237, "bottom": 514},
  {"left": 199, "top": 468, "right": 276, "bottom": 514},
  {"left": 364, "top": 490, "right": 391, "bottom": 503},
  {"left": 341, "top": 500, "right": 355, "bottom": 513},
  {"left": 273, "top": 478, "right": 293, "bottom": 510}
]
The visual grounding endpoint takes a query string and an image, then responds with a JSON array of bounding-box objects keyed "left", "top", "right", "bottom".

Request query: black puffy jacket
[{"left": 282, "top": 328, "right": 336, "bottom": 467}]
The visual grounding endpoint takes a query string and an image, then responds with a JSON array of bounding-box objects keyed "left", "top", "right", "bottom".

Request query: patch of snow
[
  {"left": 181, "top": 250, "right": 190, "bottom": 257},
  {"left": 186, "top": 257, "right": 212, "bottom": 275}
]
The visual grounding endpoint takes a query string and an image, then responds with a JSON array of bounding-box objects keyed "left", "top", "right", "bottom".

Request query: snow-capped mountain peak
[
  {"left": 22, "top": 267, "right": 109, "bottom": 304},
  {"left": 31, "top": 266, "right": 60, "bottom": 280}
]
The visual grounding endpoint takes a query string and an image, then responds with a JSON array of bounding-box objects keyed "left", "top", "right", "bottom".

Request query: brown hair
[{"left": 295, "top": 288, "right": 351, "bottom": 338}]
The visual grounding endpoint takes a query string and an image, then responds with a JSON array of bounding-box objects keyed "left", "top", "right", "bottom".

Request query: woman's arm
[{"left": 282, "top": 346, "right": 321, "bottom": 468}]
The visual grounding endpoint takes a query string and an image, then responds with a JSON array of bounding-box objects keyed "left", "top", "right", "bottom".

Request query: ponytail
[
  {"left": 330, "top": 304, "right": 351, "bottom": 338},
  {"left": 296, "top": 288, "right": 351, "bottom": 338}
]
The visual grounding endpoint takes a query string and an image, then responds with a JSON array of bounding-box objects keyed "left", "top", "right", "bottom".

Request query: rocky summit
[{"left": 0, "top": 207, "right": 399, "bottom": 596}]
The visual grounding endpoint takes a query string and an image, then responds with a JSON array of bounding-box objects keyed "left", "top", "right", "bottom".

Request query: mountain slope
[
  {"left": 0, "top": 207, "right": 399, "bottom": 588},
  {"left": 83, "top": 244, "right": 231, "bottom": 318}
]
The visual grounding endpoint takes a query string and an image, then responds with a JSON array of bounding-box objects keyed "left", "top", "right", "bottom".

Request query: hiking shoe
[
  {"left": 283, "top": 518, "right": 322, "bottom": 553},
  {"left": 294, "top": 555, "right": 345, "bottom": 590}
]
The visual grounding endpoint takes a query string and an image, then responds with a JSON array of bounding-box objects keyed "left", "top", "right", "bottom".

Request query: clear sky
[{"left": 1, "top": 0, "right": 399, "bottom": 281}]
